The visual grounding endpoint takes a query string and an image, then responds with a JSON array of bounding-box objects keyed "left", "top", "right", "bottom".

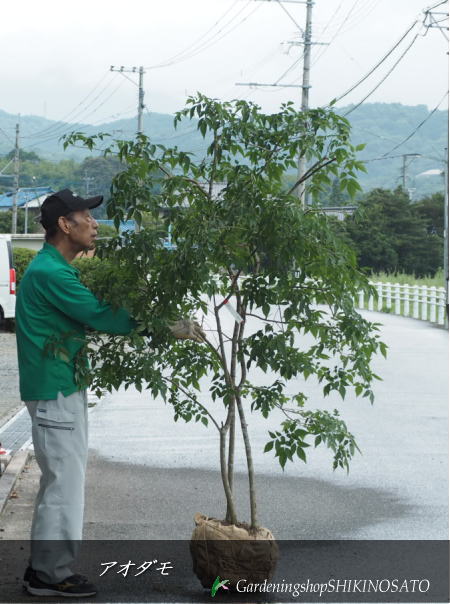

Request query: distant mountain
[
  {"left": 0, "top": 103, "right": 447, "bottom": 198},
  {"left": 0, "top": 108, "right": 207, "bottom": 161}
]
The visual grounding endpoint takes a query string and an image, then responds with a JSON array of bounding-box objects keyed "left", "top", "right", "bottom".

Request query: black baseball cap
[{"left": 40, "top": 189, "right": 103, "bottom": 229}]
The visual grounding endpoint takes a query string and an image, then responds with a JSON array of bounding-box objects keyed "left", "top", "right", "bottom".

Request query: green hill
[{"left": 0, "top": 102, "right": 447, "bottom": 198}]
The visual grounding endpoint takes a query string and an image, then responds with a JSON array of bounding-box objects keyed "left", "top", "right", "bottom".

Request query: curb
[
  {"left": 0, "top": 449, "right": 30, "bottom": 515},
  {"left": 0, "top": 390, "right": 103, "bottom": 520}
]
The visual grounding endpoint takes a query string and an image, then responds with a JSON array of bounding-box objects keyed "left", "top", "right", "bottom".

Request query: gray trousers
[{"left": 25, "top": 390, "right": 88, "bottom": 583}]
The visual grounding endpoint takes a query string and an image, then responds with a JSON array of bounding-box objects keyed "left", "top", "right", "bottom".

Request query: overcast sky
[{"left": 0, "top": 0, "right": 448, "bottom": 126}]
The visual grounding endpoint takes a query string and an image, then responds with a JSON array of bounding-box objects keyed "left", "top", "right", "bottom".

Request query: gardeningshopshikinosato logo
[{"left": 211, "top": 576, "right": 230, "bottom": 596}]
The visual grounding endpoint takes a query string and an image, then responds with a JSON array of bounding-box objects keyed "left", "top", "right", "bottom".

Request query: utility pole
[
  {"left": 422, "top": 1, "right": 449, "bottom": 45},
  {"left": 110, "top": 65, "right": 145, "bottom": 135},
  {"left": 237, "top": 0, "right": 324, "bottom": 206},
  {"left": 12, "top": 123, "right": 20, "bottom": 235},
  {"left": 83, "top": 170, "right": 95, "bottom": 197},
  {"left": 110, "top": 65, "right": 145, "bottom": 234},
  {"left": 138, "top": 66, "right": 145, "bottom": 134},
  {"left": 297, "top": 0, "right": 313, "bottom": 205},
  {"left": 400, "top": 153, "right": 421, "bottom": 195}
]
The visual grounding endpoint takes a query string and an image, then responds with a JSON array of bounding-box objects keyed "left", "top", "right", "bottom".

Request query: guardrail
[{"left": 356, "top": 282, "right": 447, "bottom": 326}]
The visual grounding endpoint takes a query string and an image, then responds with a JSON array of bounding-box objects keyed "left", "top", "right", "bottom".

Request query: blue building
[{"left": 0, "top": 187, "right": 54, "bottom": 210}]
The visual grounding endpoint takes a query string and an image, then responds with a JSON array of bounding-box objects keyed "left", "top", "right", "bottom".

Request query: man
[{"left": 15, "top": 189, "right": 203, "bottom": 598}]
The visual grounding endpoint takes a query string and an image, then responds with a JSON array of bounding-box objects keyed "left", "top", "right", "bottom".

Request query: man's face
[{"left": 62, "top": 209, "right": 99, "bottom": 251}]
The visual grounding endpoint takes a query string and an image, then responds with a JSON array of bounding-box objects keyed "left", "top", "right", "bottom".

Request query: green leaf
[
  {"left": 264, "top": 441, "right": 274, "bottom": 453},
  {"left": 297, "top": 446, "right": 307, "bottom": 462}
]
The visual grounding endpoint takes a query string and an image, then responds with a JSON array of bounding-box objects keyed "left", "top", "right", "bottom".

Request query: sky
[{"left": 0, "top": 0, "right": 448, "bottom": 128}]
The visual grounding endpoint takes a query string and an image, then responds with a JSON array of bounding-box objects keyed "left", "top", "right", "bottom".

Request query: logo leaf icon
[{"left": 211, "top": 576, "right": 230, "bottom": 596}]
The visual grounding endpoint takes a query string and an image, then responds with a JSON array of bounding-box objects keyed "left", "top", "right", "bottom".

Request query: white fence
[{"left": 356, "top": 282, "right": 447, "bottom": 326}]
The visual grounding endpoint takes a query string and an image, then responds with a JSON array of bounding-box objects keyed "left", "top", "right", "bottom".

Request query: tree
[
  {"left": 413, "top": 192, "right": 445, "bottom": 236},
  {"left": 343, "top": 187, "right": 442, "bottom": 277},
  {"left": 65, "top": 94, "right": 385, "bottom": 532},
  {"left": 0, "top": 209, "right": 42, "bottom": 234},
  {"left": 9, "top": 157, "right": 79, "bottom": 191},
  {"left": 96, "top": 223, "right": 116, "bottom": 238},
  {"left": 5, "top": 149, "right": 41, "bottom": 162},
  {"left": 74, "top": 156, "right": 126, "bottom": 219}
]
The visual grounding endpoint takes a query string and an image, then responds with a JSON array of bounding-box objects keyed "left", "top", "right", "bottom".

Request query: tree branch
[
  {"left": 214, "top": 269, "right": 242, "bottom": 312},
  {"left": 246, "top": 312, "right": 289, "bottom": 324},
  {"left": 287, "top": 157, "right": 337, "bottom": 196},
  {"left": 162, "top": 376, "right": 221, "bottom": 431}
]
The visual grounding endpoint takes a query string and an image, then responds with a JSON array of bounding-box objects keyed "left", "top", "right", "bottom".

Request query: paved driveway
[{"left": 86, "top": 311, "right": 448, "bottom": 540}]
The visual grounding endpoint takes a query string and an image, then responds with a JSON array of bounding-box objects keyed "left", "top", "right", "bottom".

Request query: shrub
[{"left": 13, "top": 247, "right": 37, "bottom": 285}]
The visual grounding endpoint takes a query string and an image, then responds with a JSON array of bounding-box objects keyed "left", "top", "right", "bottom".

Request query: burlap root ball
[{"left": 190, "top": 513, "right": 279, "bottom": 590}]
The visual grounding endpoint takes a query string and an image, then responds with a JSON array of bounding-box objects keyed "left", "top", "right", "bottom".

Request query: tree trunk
[
  {"left": 235, "top": 391, "right": 258, "bottom": 530},
  {"left": 225, "top": 404, "right": 235, "bottom": 523},
  {"left": 220, "top": 426, "right": 237, "bottom": 525}
]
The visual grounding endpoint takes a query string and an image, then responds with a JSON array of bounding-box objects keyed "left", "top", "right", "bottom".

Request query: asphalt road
[
  {"left": 84, "top": 310, "right": 448, "bottom": 541},
  {"left": 0, "top": 310, "right": 448, "bottom": 603}
]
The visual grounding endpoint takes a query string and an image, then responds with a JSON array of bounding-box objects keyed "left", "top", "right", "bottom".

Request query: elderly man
[{"left": 16, "top": 189, "right": 203, "bottom": 597}]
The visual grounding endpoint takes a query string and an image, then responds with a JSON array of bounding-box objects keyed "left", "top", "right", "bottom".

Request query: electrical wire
[
  {"left": 274, "top": 51, "right": 305, "bottom": 85},
  {"left": 275, "top": 0, "right": 303, "bottom": 33},
  {"left": 168, "top": 2, "right": 262, "bottom": 66},
  {"left": 312, "top": 0, "right": 362, "bottom": 59},
  {"left": 380, "top": 90, "right": 449, "bottom": 156},
  {"left": 22, "top": 72, "right": 113, "bottom": 139},
  {"left": 160, "top": 3, "right": 261, "bottom": 69},
  {"left": 424, "top": 0, "right": 448, "bottom": 11},
  {"left": 315, "top": 1, "right": 345, "bottom": 39},
  {"left": 145, "top": 1, "right": 255, "bottom": 69},
  {"left": 88, "top": 106, "right": 137, "bottom": 128},
  {"left": 343, "top": 32, "right": 420, "bottom": 116},
  {"left": 0, "top": 127, "right": 14, "bottom": 144},
  {"left": 24, "top": 79, "right": 128, "bottom": 151},
  {"left": 22, "top": 74, "right": 120, "bottom": 141},
  {"left": 143, "top": 105, "right": 200, "bottom": 141},
  {"left": 333, "top": 0, "right": 380, "bottom": 36},
  {"left": 331, "top": 19, "right": 419, "bottom": 105},
  {"left": 144, "top": 0, "right": 240, "bottom": 68}
]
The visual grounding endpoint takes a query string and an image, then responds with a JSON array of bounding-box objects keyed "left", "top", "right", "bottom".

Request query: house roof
[
  {"left": 0, "top": 187, "right": 54, "bottom": 209},
  {"left": 97, "top": 219, "right": 136, "bottom": 233}
]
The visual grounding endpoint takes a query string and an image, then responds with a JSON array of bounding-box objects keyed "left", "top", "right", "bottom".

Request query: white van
[{"left": 0, "top": 235, "right": 16, "bottom": 324}]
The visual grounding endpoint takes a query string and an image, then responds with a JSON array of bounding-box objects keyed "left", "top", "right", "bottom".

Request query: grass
[{"left": 368, "top": 269, "right": 445, "bottom": 288}]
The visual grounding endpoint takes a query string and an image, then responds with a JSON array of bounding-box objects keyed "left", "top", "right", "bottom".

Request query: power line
[
  {"left": 314, "top": 1, "right": 345, "bottom": 39},
  {"left": 320, "top": 0, "right": 361, "bottom": 40},
  {"left": 343, "top": 31, "right": 420, "bottom": 116},
  {"left": 144, "top": 1, "right": 257, "bottom": 69},
  {"left": 276, "top": 0, "right": 303, "bottom": 32},
  {"left": 22, "top": 74, "right": 120, "bottom": 141},
  {"left": 0, "top": 126, "right": 14, "bottom": 145},
  {"left": 22, "top": 72, "right": 113, "bottom": 139},
  {"left": 331, "top": 20, "right": 418, "bottom": 105},
  {"left": 88, "top": 106, "right": 137, "bottom": 127},
  {"left": 333, "top": 0, "right": 379, "bottom": 36},
  {"left": 167, "top": 2, "right": 262, "bottom": 66},
  {"left": 23, "top": 79, "right": 128, "bottom": 151},
  {"left": 144, "top": 0, "right": 241, "bottom": 69},
  {"left": 380, "top": 91, "right": 449, "bottom": 156},
  {"left": 274, "top": 51, "right": 305, "bottom": 85},
  {"left": 424, "top": 0, "right": 448, "bottom": 11},
  {"left": 312, "top": 0, "right": 379, "bottom": 66},
  {"left": 359, "top": 92, "right": 449, "bottom": 164}
]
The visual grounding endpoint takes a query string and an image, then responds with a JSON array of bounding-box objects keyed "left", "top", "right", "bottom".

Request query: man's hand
[{"left": 168, "top": 319, "right": 206, "bottom": 343}]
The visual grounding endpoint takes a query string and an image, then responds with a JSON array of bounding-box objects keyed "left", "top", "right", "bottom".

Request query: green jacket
[{"left": 15, "top": 243, "right": 137, "bottom": 401}]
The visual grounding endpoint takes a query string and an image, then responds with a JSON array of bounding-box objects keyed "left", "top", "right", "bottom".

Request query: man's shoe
[
  {"left": 23, "top": 565, "right": 34, "bottom": 589},
  {"left": 26, "top": 572, "right": 97, "bottom": 598}
]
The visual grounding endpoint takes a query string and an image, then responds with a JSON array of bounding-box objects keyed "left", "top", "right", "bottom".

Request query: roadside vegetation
[{"left": 368, "top": 269, "right": 444, "bottom": 288}]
